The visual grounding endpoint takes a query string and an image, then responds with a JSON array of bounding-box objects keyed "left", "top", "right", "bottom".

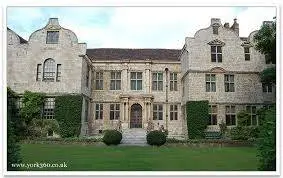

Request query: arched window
[{"left": 43, "top": 58, "right": 56, "bottom": 81}]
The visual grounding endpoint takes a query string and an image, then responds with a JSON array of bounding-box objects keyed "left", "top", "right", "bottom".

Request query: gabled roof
[
  {"left": 86, "top": 48, "right": 181, "bottom": 61},
  {"left": 7, "top": 27, "right": 28, "bottom": 44}
]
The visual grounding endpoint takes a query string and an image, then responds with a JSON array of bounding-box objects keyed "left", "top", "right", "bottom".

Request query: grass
[{"left": 20, "top": 143, "right": 259, "bottom": 171}]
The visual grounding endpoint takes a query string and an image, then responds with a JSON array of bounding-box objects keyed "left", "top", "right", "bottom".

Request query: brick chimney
[{"left": 230, "top": 18, "right": 239, "bottom": 36}]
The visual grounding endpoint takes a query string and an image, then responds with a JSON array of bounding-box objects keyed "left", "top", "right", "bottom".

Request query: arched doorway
[{"left": 130, "top": 104, "right": 142, "bottom": 128}]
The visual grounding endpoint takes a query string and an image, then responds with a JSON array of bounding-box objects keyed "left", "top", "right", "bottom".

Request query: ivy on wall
[
  {"left": 55, "top": 95, "right": 83, "bottom": 138},
  {"left": 186, "top": 100, "right": 209, "bottom": 139}
]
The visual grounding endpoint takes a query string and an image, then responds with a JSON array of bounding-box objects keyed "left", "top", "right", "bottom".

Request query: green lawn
[{"left": 20, "top": 143, "right": 258, "bottom": 171}]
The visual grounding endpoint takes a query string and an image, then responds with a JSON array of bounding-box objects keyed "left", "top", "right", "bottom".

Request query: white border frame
[{"left": 2, "top": 3, "right": 281, "bottom": 177}]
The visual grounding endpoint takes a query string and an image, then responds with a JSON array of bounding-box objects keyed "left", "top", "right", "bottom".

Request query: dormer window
[
  {"left": 46, "top": 31, "right": 59, "bottom": 44},
  {"left": 211, "top": 46, "right": 222, "bottom": 62}
]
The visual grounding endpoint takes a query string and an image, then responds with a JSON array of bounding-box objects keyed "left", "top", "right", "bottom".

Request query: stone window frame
[
  {"left": 169, "top": 72, "right": 178, "bottom": 91},
  {"left": 225, "top": 105, "right": 236, "bottom": 126},
  {"left": 205, "top": 74, "right": 216, "bottom": 92},
  {"left": 152, "top": 72, "right": 163, "bottom": 91},
  {"left": 208, "top": 105, "right": 217, "bottom": 125},
  {"left": 110, "top": 103, "right": 120, "bottom": 120},
  {"left": 46, "top": 31, "right": 59, "bottom": 44},
  {"left": 43, "top": 58, "right": 56, "bottom": 82},
  {"left": 224, "top": 74, "right": 235, "bottom": 92},
  {"left": 262, "top": 83, "right": 272, "bottom": 93},
  {"left": 95, "top": 72, "right": 104, "bottom": 90},
  {"left": 56, "top": 64, "right": 61, "bottom": 82},
  {"left": 169, "top": 104, "right": 178, "bottom": 120},
  {"left": 208, "top": 39, "right": 225, "bottom": 63},
  {"left": 153, "top": 104, "right": 163, "bottom": 120},
  {"left": 43, "top": 97, "right": 55, "bottom": 119},
  {"left": 110, "top": 71, "right": 121, "bottom": 90},
  {"left": 246, "top": 105, "right": 258, "bottom": 126},
  {"left": 130, "top": 72, "right": 143, "bottom": 90},
  {"left": 95, "top": 103, "right": 103, "bottom": 120},
  {"left": 36, "top": 64, "right": 42, "bottom": 81}
]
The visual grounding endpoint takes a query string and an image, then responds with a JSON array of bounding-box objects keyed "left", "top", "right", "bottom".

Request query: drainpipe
[{"left": 165, "top": 68, "right": 169, "bottom": 130}]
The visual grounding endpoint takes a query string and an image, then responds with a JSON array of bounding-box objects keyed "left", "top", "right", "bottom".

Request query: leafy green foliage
[
  {"left": 146, "top": 130, "right": 166, "bottom": 146},
  {"left": 186, "top": 101, "right": 208, "bottom": 139},
  {"left": 254, "top": 20, "right": 276, "bottom": 64},
  {"left": 7, "top": 87, "right": 22, "bottom": 170},
  {"left": 20, "top": 91, "right": 46, "bottom": 125},
  {"left": 257, "top": 107, "right": 276, "bottom": 171},
  {"left": 26, "top": 119, "right": 60, "bottom": 138},
  {"left": 55, "top": 95, "right": 83, "bottom": 138},
  {"left": 230, "top": 126, "right": 259, "bottom": 141},
  {"left": 103, "top": 130, "right": 122, "bottom": 145},
  {"left": 236, "top": 110, "right": 251, "bottom": 126},
  {"left": 260, "top": 67, "right": 276, "bottom": 83}
]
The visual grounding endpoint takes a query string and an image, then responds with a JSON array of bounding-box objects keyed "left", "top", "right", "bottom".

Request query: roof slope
[
  {"left": 7, "top": 27, "right": 28, "bottom": 44},
  {"left": 86, "top": 48, "right": 181, "bottom": 61}
]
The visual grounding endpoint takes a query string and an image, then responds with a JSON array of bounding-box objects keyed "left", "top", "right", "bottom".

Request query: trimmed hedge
[
  {"left": 103, "top": 130, "right": 122, "bottom": 145},
  {"left": 146, "top": 130, "right": 166, "bottom": 146},
  {"left": 186, "top": 101, "right": 208, "bottom": 139},
  {"left": 230, "top": 126, "right": 259, "bottom": 140},
  {"left": 55, "top": 95, "right": 83, "bottom": 138},
  {"left": 21, "top": 137, "right": 100, "bottom": 145}
]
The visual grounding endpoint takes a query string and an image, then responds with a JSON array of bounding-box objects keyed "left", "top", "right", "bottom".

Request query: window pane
[
  {"left": 116, "top": 104, "right": 120, "bottom": 110},
  {"left": 110, "top": 81, "right": 115, "bottom": 90},
  {"left": 158, "top": 73, "right": 163, "bottom": 80},
  {"left": 206, "top": 83, "right": 210, "bottom": 92},
  {"left": 225, "top": 83, "right": 229, "bottom": 92},
  {"left": 137, "top": 80, "right": 142, "bottom": 90},
  {"left": 152, "top": 81, "right": 157, "bottom": 90},
  {"left": 230, "top": 83, "right": 235, "bottom": 92},
  {"left": 211, "top": 54, "right": 216, "bottom": 62},
  {"left": 252, "top": 106, "right": 256, "bottom": 113},
  {"left": 131, "top": 72, "right": 135, "bottom": 79},
  {"left": 153, "top": 104, "right": 157, "bottom": 110},
  {"left": 211, "top": 74, "right": 216, "bottom": 81},
  {"left": 211, "top": 83, "right": 216, "bottom": 92},
  {"left": 217, "top": 46, "right": 222, "bottom": 53},
  {"left": 226, "top": 106, "right": 230, "bottom": 113},
  {"left": 110, "top": 111, "right": 114, "bottom": 120},
  {"left": 153, "top": 73, "right": 157, "bottom": 80},
  {"left": 212, "top": 105, "right": 217, "bottom": 113},
  {"left": 205, "top": 74, "right": 210, "bottom": 81},
  {"left": 230, "top": 75, "right": 234, "bottom": 82},
  {"left": 252, "top": 115, "right": 257, "bottom": 125},
  {"left": 110, "top": 104, "right": 114, "bottom": 110},
  {"left": 137, "top": 72, "right": 142, "bottom": 79},
  {"left": 211, "top": 46, "right": 216, "bottom": 53},
  {"left": 174, "top": 112, "right": 178, "bottom": 120},
  {"left": 231, "top": 106, "right": 235, "bottom": 113},
  {"left": 159, "top": 105, "right": 163, "bottom": 111},
  {"left": 244, "top": 47, "right": 250, "bottom": 53},
  {"left": 116, "top": 80, "right": 121, "bottom": 90},
  {"left": 170, "top": 73, "right": 173, "bottom": 80},
  {"left": 159, "top": 112, "right": 163, "bottom": 120},
  {"left": 158, "top": 81, "right": 163, "bottom": 90},
  {"left": 217, "top": 54, "right": 222, "bottom": 62},
  {"left": 231, "top": 115, "right": 236, "bottom": 125},
  {"left": 245, "top": 54, "right": 250, "bottom": 61},
  {"left": 131, "top": 81, "right": 136, "bottom": 90}
]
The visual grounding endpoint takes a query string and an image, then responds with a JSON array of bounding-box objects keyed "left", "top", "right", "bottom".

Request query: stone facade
[{"left": 7, "top": 17, "right": 275, "bottom": 139}]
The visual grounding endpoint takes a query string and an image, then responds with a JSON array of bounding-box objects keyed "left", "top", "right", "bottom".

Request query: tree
[{"left": 253, "top": 19, "right": 276, "bottom": 83}]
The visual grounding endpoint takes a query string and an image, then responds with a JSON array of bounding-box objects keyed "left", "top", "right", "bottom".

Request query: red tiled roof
[{"left": 86, "top": 48, "right": 181, "bottom": 61}]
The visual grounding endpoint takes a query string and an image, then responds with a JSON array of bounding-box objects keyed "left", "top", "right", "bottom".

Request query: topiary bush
[
  {"left": 102, "top": 130, "right": 122, "bottom": 145},
  {"left": 146, "top": 130, "right": 166, "bottom": 146},
  {"left": 186, "top": 101, "right": 208, "bottom": 139}
]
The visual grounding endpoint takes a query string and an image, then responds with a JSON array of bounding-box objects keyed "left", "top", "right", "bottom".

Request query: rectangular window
[
  {"left": 225, "top": 105, "right": 236, "bottom": 126},
  {"left": 86, "top": 65, "right": 90, "bottom": 87},
  {"left": 170, "top": 73, "right": 178, "bottom": 91},
  {"left": 208, "top": 105, "right": 217, "bottom": 125},
  {"left": 211, "top": 46, "right": 222, "bottom": 62},
  {"left": 205, "top": 74, "right": 216, "bottom": 92},
  {"left": 46, "top": 31, "right": 59, "bottom": 44},
  {"left": 213, "top": 26, "right": 219, "bottom": 35},
  {"left": 56, "top": 64, "right": 61, "bottom": 82},
  {"left": 110, "top": 104, "right": 120, "bottom": 120},
  {"left": 110, "top": 72, "right": 121, "bottom": 90},
  {"left": 244, "top": 47, "right": 250, "bottom": 61},
  {"left": 95, "top": 103, "right": 103, "bottom": 120},
  {"left": 131, "top": 72, "right": 142, "bottom": 90},
  {"left": 262, "top": 83, "right": 272, "bottom": 93},
  {"left": 84, "top": 99, "right": 89, "bottom": 122},
  {"left": 95, "top": 72, "right": 103, "bottom": 90},
  {"left": 224, "top": 74, "right": 235, "bottom": 92},
  {"left": 43, "top": 98, "right": 55, "bottom": 119},
  {"left": 246, "top": 106, "right": 257, "bottom": 126},
  {"left": 153, "top": 104, "right": 163, "bottom": 120},
  {"left": 36, "top": 64, "right": 42, "bottom": 81},
  {"left": 152, "top": 72, "right": 163, "bottom": 91},
  {"left": 170, "top": 104, "right": 178, "bottom": 120}
]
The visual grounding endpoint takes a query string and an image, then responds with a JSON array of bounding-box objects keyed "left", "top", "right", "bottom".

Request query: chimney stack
[
  {"left": 211, "top": 18, "right": 221, "bottom": 26},
  {"left": 230, "top": 18, "right": 239, "bottom": 36},
  {"left": 224, "top": 23, "right": 230, "bottom": 28}
]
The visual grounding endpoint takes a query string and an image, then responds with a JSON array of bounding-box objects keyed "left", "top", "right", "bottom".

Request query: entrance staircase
[{"left": 120, "top": 128, "right": 148, "bottom": 146}]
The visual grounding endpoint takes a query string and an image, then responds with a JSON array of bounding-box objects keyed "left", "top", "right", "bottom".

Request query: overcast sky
[{"left": 7, "top": 7, "right": 276, "bottom": 49}]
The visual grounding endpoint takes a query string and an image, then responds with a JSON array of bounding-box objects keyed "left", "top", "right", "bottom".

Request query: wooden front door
[{"left": 130, "top": 104, "right": 142, "bottom": 128}]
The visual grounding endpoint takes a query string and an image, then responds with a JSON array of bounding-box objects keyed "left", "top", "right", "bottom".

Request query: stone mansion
[{"left": 7, "top": 18, "right": 275, "bottom": 139}]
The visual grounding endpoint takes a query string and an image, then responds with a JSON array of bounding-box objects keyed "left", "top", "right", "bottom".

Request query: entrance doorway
[{"left": 130, "top": 104, "right": 142, "bottom": 128}]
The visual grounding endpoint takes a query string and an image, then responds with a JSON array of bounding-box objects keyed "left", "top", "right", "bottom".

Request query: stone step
[{"left": 121, "top": 129, "right": 147, "bottom": 146}]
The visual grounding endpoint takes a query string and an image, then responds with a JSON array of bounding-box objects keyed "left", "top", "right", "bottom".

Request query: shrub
[
  {"left": 55, "top": 95, "right": 83, "bottom": 138},
  {"left": 257, "top": 107, "right": 276, "bottom": 171},
  {"left": 7, "top": 87, "right": 22, "bottom": 170},
  {"left": 146, "top": 130, "right": 166, "bottom": 146},
  {"left": 26, "top": 119, "right": 60, "bottom": 138},
  {"left": 186, "top": 101, "right": 208, "bottom": 139},
  {"left": 102, "top": 130, "right": 122, "bottom": 145},
  {"left": 230, "top": 126, "right": 259, "bottom": 140}
]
